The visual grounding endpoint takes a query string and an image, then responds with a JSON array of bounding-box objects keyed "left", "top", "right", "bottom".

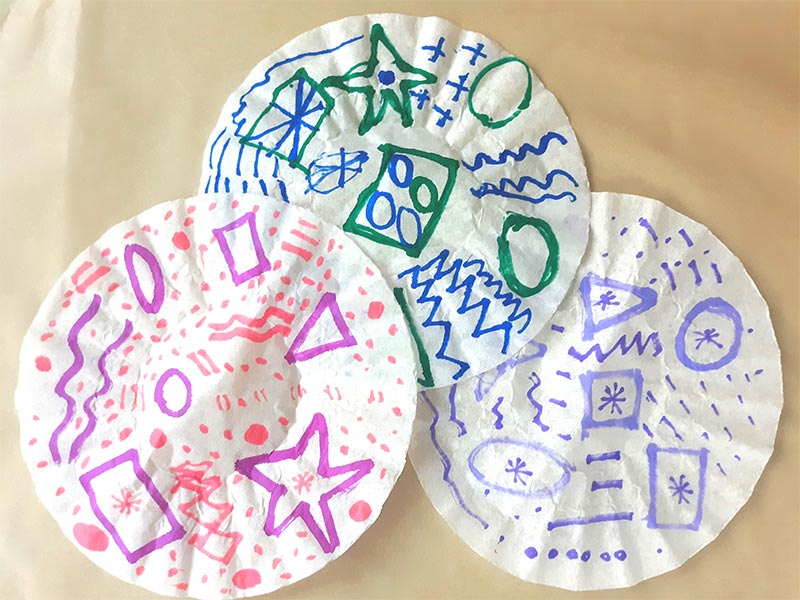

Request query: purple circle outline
[{"left": 154, "top": 368, "right": 192, "bottom": 418}]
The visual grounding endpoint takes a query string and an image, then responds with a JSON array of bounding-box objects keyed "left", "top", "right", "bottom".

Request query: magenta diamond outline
[
  {"left": 78, "top": 448, "right": 186, "bottom": 563},
  {"left": 212, "top": 211, "right": 271, "bottom": 286}
]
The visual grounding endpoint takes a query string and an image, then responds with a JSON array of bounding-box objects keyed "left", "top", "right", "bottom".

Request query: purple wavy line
[
  {"left": 49, "top": 294, "right": 102, "bottom": 464},
  {"left": 68, "top": 319, "right": 133, "bottom": 463}
]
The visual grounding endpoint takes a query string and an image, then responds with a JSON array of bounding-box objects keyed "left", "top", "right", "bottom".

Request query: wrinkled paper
[
  {"left": 16, "top": 193, "right": 417, "bottom": 599},
  {"left": 199, "top": 14, "right": 590, "bottom": 388},
  {"left": 409, "top": 192, "right": 783, "bottom": 590}
]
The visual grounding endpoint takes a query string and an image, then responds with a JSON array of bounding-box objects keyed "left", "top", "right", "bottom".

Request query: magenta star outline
[{"left": 234, "top": 413, "right": 374, "bottom": 553}]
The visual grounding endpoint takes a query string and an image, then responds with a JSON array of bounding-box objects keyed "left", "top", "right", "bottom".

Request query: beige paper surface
[{"left": 1, "top": 2, "right": 798, "bottom": 599}]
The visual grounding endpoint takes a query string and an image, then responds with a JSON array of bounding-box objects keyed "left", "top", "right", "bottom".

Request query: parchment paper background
[{"left": 1, "top": 1, "right": 797, "bottom": 598}]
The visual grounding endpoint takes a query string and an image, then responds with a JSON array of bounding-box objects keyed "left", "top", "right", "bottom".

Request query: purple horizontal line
[
  {"left": 547, "top": 512, "right": 633, "bottom": 531},
  {"left": 550, "top": 324, "right": 564, "bottom": 332},
  {"left": 591, "top": 479, "right": 623, "bottom": 491},
  {"left": 586, "top": 451, "right": 621, "bottom": 464},
  {"left": 556, "top": 370, "right": 571, "bottom": 379},
  {"left": 548, "top": 398, "right": 567, "bottom": 407}
]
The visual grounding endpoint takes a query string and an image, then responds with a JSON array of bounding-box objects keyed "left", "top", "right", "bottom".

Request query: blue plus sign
[
  {"left": 409, "top": 88, "right": 431, "bottom": 110},
  {"left": 421, "top": 37, "right": 446, "bottom": 63},
  {"left": 445, "top": 73, "right": 470, "bottom": 102},
  {"left": 460, "top": 42, "right": 488, "bottom": 66},
  {"left": 432, "top": 105, "right": 453, "bottom": 128}
]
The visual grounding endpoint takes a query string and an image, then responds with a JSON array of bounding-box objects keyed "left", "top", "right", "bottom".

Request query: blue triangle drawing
[{"left": 580, "top": 273, "right": 658, "bottom": 341}]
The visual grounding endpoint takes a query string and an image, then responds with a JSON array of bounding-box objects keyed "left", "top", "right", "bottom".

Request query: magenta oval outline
[{"left": 123, "top": 243, "right": 165, "bottom": 314}]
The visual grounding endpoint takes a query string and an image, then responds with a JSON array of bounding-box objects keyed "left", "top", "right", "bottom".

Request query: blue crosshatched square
[{"left": 579, "top": 368, "right": 643, "bottom": 439}]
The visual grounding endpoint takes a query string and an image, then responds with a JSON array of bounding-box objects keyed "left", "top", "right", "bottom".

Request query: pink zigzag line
[
  {"left": 68, "top": 318, "right": 133, "bottom": 463},
  {"left": 49, "top": 294, "right": 102, "bottom": 464}
]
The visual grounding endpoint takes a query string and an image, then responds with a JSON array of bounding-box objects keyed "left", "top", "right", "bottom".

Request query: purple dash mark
[
  {"left": 491, "top": 397, "right": 505, "bottom": 430},
  {"left": 547, "top": 512, "right": 634, "bottom": 531},
  {"left": 734, "top": 454, "right": 741, "bottom": 461},
  {"left": 649, "top": 277, "right": 657, "bottom": 284},
  {"left": 619, "top": 227, "right": 628, "bottom": 236},
  {"left": 124, "top": 243, "right": 165, "bottom": 314},
  {"left": 284, "top": 292, "right": 356, "bottom": 364},
  {"left": 79, "top": 449, "right": 186, "bottom": 562},
  {"left": 747, "top": 415, "right": 755, "bottom": 426},
  {"left": 660, "top": 262, "right": 677, "bottom": 291},
  {"left": 674, "top": 260, "right": 682, "bottom": 267},
  {"left": 716, "top": 462, "right": 726, "bottom": 476},
  {"left": 420, "top": 392, "right": 488, "bottom": 529},
  {"left": 636, "top": 251, "right": 644, "bottom": 259},
  {"left": 67, "top": 319, "right": 133, "bottom": 463},
  {"left": 638, "top": 217, "right": 658, "bottom": 245},
  {"left": 642, "top": 423, "right": 654, "bottom": 438},
  {"left": 659, "top": 416, "right": 684, "bottom": 441},
  {"left": 745, "top": 373, "right": 751, "bottom": 383},
  {"left": 468, "top": 438, "right": 575, "bottom": 498},
  {"left": 710, "top": 262, "right": 723, "bottom": 283},
  {"left": 447, "top": 385, "right": 466, "bottom": 436},
  {"left": 579, "top": 273, "right": 658, "bottom": 340},
  {"left": 154, "top": 368, "right": 192, "bottom": 418},
  {"left": 556, "top": 370, "right": 572, "bottom": 379},
  {"left": 646, "top": 391, "right": 658, "bottom": 404},
  {"left": 591, "top": 479, "right": 623, "bottom": 491},
  {"left": 679, "top": 399, "right": 691, "bottom": 414},
  {"left": 710, "top": 403, "right": 719, "bottom": 416},
  {"left": 234, "top": 413, "right": 374, "bottom": 553},
  {"left": 723, "top": 426, "right": 732, "bottom": 441},
  {"left": 700, "top": 380, "right": 707, "bottom": 392},
  {"left": 665, "top": 374, "right": 677, "bottom": 390},
  {"left": 678, "top": 228, "right": 694, "bottom": 247},
  {"left": 548, "top": 398, "right": 567, "bottom": 408},
  {"left": 676, "top": 297, "right": 743, "bottom": 372},
  {"left": 755, "top": 368, "right": 764, "bottom": 376},
  {"left": 687, "top": 259, "right": 702, "bottom": 286},
  {"left": 550, "top": 324, "right": 565, "bottom": 333},
  {"left": 702, "top": 431, "right": 710, "bottom": 440},
  {"left": 737, "top": 394, "right": 744, "bottom": 404},
  {"left": 212, "top": 211, "right": 271, "bottom": 285},
  {"left": 727, "top": 373, "right": 733, "bottom": 381},
  {"left": 586, "top": 451, "right": 621, "bottom": 464},
  {"left": 558, "top": 433, "right": 573, "bottom": 441},
  {"left": 50, "top": 295, "right": 102, "bottom": 464}
]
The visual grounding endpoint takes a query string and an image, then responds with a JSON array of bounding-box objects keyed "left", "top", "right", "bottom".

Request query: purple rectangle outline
[
  {"left": 580, "top": 368, "right": 643, "bottom": 439},
  {"left": 78, "top": 448, "right": 186, "bottom": 563},
  {"left": 646, "top": 443, "right": 708, "bottom": 530},
  {"left": 212, "top": 211, "right": 271, "bottom": 286}
]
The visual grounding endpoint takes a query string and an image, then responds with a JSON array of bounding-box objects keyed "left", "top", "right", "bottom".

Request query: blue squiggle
[
  {"left": 461, "top": 131, "right": 568, "bottom": 172},
  {"left": 469, "top": 169, "right": 579, "bottom": 203},
  {"left": 421, "top": 391, "right": 489, "bottom": 529}
]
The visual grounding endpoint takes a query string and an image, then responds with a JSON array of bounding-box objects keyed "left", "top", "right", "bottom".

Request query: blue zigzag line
[
  {"left": 399, "top": 250, "right": 532, "bottom": 379},
  {"left": 420, "top": 391, "right": 489, "bottom": 529},
  {"left": 469, "top": 169, "right": 579, "bottom": 203},
  {"left": 461, "top": 131, "right": 569, "bottom": 172},
  {"left": 568, "top": 331, "right": 663, "bottom": 363}
]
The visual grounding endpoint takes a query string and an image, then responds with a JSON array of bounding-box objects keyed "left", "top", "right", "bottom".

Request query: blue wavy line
[
  {"left": 469, "top": 169, "right": 579, "bottom": 203},
  {"left": 421, "top": 391, "right": 488, "bottom": 529},
  {"left": 461, "top": 131, "right": 568, "bottom": 172}
]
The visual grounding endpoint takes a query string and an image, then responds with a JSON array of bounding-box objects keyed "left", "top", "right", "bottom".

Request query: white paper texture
[
  {"left": 16, "top": 193, "right": 418, "bottom": 599},
  {"left": 198, "top": 14, "right": 590, "bottom": 389},
  {"left": 409, "top": 192, "right": 783, "bottom": 590}
]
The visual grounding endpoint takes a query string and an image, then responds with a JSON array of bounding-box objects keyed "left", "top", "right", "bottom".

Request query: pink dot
[
  {"left": 367, "top": 301, "right": 385, "bottom": 319},
  {"left": 35, "top": 356, "right": 51, "bottom": 371},
  {"left": 172, "top": 232, "right": 191, "bottom": 250},
  {"left": 349, "top": 500, "right": 372, "bottom": 522},
  {"left": 388, "top": 324, "right": 398, "bottom": 336},
  {"left": 244, "top": 424, "right": 268, "bottom": 445},
  {"left": 150, "top": 428, "right": 167, "bottom": 449},
  {"left": 232, "top": 568, "right": 261, "bottom": 590},
  {"left": 73, "top": 523, "right": 109, "bottom": 551}
]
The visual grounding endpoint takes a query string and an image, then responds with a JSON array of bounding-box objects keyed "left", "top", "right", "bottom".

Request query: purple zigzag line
[
  {"left": 568, "top": 331, "right": 663, "bottom": 363},
  {"left": 420, "top": 392, "right": 489, "bottom": 529},
  {"left": 235, "top": 413, "right": 373, "bottom": 553},
  {"left": 68, "top": 319, "right": 133, "bottom": 463},
  {"left": 49, "top": 294, "right": 102, "bottom": 464},
  {"left": 491, "top": 396, "right": 505, "bottom": 429}
]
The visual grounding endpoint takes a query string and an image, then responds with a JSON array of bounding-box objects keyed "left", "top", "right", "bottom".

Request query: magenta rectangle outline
[{"left": 78, "top": 448, "right": 186, "bottom": 563}]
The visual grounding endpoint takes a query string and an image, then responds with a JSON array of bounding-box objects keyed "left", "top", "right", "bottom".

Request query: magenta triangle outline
[{"left": 284, "top": 292, "right": 357, "bottom": 364}]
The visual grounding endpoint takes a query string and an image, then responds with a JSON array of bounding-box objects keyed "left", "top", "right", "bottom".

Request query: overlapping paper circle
[
  {"left": 409, "top": 192, "right": 783, "bottom": 590},
  {"left": 16, "top": 193, "right": 417, "bottom": 599},
  {"left": 199, "top": 14, "right": 591, "bottom": 388}
]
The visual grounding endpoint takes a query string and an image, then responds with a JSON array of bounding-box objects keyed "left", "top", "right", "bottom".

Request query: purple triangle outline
[{"left": 284, "top": 292, "right": 357, "bottom": 364}]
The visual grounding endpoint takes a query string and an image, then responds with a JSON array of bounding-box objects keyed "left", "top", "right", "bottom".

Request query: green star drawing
[{"left": 323, "top": 23, "right": 437, "bottom": 135}]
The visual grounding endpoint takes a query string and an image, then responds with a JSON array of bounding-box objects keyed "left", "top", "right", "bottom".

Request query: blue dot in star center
[{"left": 378, "top": 70, "right": 396, "bottom": 85}]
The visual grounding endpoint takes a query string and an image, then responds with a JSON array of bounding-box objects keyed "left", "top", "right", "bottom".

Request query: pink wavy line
[
  {"left": 207, "top": 305, "right": 294, "bottom": 331},
  {"left": 209, "top": 324, "right": 292, "bottom": 343}
]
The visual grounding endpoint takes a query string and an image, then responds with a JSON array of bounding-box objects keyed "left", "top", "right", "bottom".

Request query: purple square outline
[
  {"left": 78, "top": 448, "right": 186, "bottom": 563},
  {"left": 579, "top": 368, "right": 643, "bottom": 439},
  {"left": 212, "top": 211, "right": 271, "bottom": 286}
]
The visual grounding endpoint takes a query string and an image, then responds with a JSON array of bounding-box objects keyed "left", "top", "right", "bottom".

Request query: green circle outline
[{"left": 468, "top": 56, "right": 533, "bottom": 130}]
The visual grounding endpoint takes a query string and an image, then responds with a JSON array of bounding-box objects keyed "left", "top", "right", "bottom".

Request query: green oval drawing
[
  {"left": 497, "top": 212, "right": 559, "bottom": 297},
  {"left": 468, "top": 56, "right": 533, "bottom": 130}
]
